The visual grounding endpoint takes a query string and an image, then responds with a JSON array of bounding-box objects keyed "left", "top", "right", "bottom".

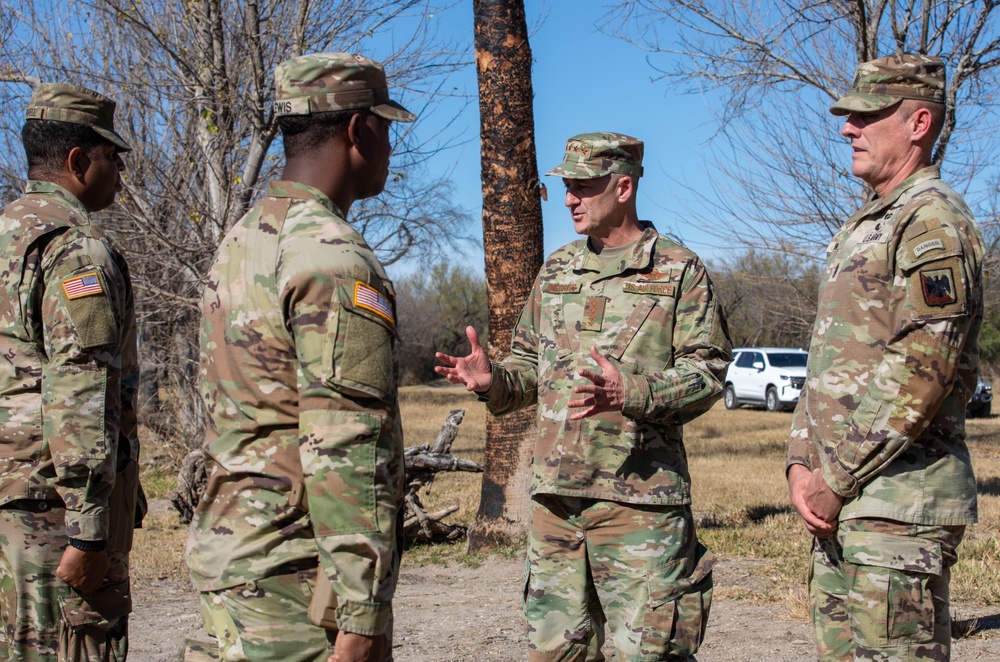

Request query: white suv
[{"left": 725, "top": 347, "right": 808, "bottom": 412}]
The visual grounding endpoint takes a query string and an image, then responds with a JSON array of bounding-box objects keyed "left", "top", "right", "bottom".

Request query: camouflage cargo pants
[
  {"left": 524, "top": 495, "right": 715, "bottom": 662},
  {"left": 190, "top": 566, "right": 393, "bottom": 662},
  {"left": 0, "top": 500, "right": 131, "bottom": 662},
  {"left": 193, "top": 566, "right": 332, "bottom": 662},
  {"left": 810, "top": 518, "right": 965, "bottom": 661}
]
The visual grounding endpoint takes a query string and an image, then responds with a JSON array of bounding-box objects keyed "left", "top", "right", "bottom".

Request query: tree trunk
[{"left": 469, "top": 0, "right": 544, "bottom": 551}]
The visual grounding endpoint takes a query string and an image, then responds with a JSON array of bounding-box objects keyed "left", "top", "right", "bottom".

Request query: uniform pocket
[
  {"left": 299, "top": 409, "right": 380, "bottom": 535},
  {"left": 59, "top": 579, "right": 131, "bottom": 662},
  {"left": 324, "top": 299, "right": 396, "bottom": 401},
  {"left": 841, "top": 530, "right": 940, "bottom": 646},
  {"left": 641, "top": 542, "right": 716, "bottom": 657}
]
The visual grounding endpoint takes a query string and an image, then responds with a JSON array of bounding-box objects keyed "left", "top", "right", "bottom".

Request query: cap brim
[
  {"left": 372, "top": 99, "right": 416, "bottom": 123},
  {"left": 830, "top": 93, "right": 900, "bottom": 116},
  {"left": 94, "top": 126, "right": 133, "bottom": 152},
  {"left": 544, "top": 163, "right": 610, "bottom": 179}
]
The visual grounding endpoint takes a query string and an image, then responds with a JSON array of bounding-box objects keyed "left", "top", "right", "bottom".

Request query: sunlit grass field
[{"left": 133, "top": 384, "right": 1000, "bottom": 616}]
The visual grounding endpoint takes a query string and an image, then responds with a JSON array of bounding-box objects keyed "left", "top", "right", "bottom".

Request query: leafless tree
[
  {"left": 470, "top": 0, "right": 544, "bottom": 550},
  {"left": 0, "top": 0, "right": 470, "bottom": 454},
  {"left": 710, "top": 250, "right": 820, "bottom": 348},
  {"left": 604, "top": 1, "right": 1000, "bottom": 260}
]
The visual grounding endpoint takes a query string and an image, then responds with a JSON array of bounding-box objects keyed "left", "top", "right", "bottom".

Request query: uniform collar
[
  {"left": 569, "top": 221, "right": 659, "bottom": 274},
  {"left": 266, "top": 180, "right": 345, "bottom": 219},
  {"left": 25, "top": 180, "right": 89, "bottom": 216},
  {"left": 848, "top": 165, "right": 940, "bottom": 225}
]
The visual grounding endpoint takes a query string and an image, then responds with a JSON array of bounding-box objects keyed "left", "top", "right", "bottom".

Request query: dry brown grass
[{"left": 132, "top": 385, "right": 1000, "bottom": 615}]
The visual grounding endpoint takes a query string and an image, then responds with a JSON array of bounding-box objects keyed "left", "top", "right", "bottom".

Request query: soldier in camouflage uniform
[
  {"left": 437, "top": 133, "right": 732, "bottom": 661},
  {"left": 787, "top": 54, "right": 984, "bottom": 661},
  {"left": 185, "top": 53, "right": 414, "bottom": 662},
  {"left": 0, "top": 83, "right": 143, "bottom": 660}
]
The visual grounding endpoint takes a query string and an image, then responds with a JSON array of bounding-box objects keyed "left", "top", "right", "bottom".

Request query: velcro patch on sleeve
[
  {"left": 58, "top": 269, "right": 117, "bottom": 349},
  {"left": 62, "top": 272, "right": 104, "bottom": 299},
  {"left": 353, "top": 281, "right": 395, "bottom": 324},
  {"left": 911, "top": 256, "right": 966, "bottom": 318}
]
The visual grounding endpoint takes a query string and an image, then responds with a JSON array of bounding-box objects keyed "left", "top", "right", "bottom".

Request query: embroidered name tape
[
  {"left": 62, "top": 272, "right": 104, "bottom": 300},
  {"left": 354, "top": 281, "right": 395, "bottom": 324},
  {"left": 623, "top": 281, "right": 675, "bottom": 296}
]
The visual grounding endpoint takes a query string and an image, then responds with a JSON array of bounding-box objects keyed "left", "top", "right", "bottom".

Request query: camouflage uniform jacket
[
  {"left": 187, "top": 180, "right": 404, "bottom": 635},
  {"left": 0, "top": 180, "right": 140, "bottom": 544},
  {"left": 481, "top": 224, "right": 731, "bottom": 505},
  {"left": 788, "top": 166, "right": 983, "bottom": 525}
]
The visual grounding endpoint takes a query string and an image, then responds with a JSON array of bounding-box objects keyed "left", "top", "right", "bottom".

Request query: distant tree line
[{"left": 394, "top": 264, "right": 489, "bottom": 385}]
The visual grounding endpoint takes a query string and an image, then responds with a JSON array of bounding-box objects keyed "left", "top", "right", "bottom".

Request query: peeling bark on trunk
[{"left": 469, "top": 0, "right": 544, "bottom": 551}]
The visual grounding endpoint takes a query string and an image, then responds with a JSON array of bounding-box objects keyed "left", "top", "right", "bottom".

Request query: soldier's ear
[
  {"left": 910, "top": 106, "right": 934, "bottom": 143},
  {"left": 615, "top": 174, "right": 635, "bottom": 203},
  {"left": 345, "top": 112, "right": 367, "bottom": 150},
  {"left": 65, "top": 146, "right": 91, "bottom": 183}
]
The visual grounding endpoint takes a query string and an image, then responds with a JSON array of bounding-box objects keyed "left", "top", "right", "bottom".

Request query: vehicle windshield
[{"left": 767, "top": 353, "right": 807, "bottom": 368}]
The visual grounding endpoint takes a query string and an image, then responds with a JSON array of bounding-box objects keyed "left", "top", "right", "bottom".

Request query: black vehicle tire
[
  {"left": 983, "top": 402, "right": 992, "bottom": 418},
  {"left": 724, "top": 385, "right": 739, "bottom": 410},
  {"left": 765, "top": 386, "right": 780, "bottom": 412}
]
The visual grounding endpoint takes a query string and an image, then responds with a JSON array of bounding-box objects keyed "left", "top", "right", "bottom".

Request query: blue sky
[{"left": 379, "top": 1, "right": 726, "bottom": 275}]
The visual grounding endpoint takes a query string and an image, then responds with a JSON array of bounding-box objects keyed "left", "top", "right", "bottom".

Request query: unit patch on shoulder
[
  {"left": 62, "top": 272, "right": 104, "bottom": 300},
  {"left": 919, "top": 267, "right": 956, "bottom": 307},
  {"left": 354, "top": 281, "right": 395, "bottom": 324}
]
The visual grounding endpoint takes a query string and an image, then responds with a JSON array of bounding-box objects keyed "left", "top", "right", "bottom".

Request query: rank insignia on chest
[
  {"left": 582, "top": 296, "right": 606, "bottom": 331},
  {"left": 62, "top": 272, "right": 104, "bottom": 299},
  {"left": 919, "top": 267, "right": 957, "bottom": 307},
  {"left": 354, "top": 281, "right": 395, "bottom": 324}
]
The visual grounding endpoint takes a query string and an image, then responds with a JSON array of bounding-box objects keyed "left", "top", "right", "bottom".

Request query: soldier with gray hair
[
  {"left": 437, "top": 132, "right": 732, "bottom": 661},
  {"left": 185, "top": 53, "right": 413, "bottom": 662},
  {"left": 787, "top": 53, "right": 984, "bottom": 660},
  {"left": 0, "top": 83, "right": 143, "bottom": 660}
]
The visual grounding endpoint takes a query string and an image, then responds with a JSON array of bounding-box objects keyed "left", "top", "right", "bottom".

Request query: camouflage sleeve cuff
[
  {"left": 621, "top": 372, "right": 652, "bottom": 419},
  {"left": 785, "top": 436, "right": 813, "bottom": 473},
  {"left": 474, "top": 363, "right": 503, "bottom": 404},
  {"left": 480, "top": 363, "right": 516, "bottom": 414},
  {"left": 335, "top": 599, "right": 391, "bottom": 636},
  {"left": 821, "top": 454, "right": 859, "bottom": 498},
  {"left": 63, "top": 509, "right": 110, "bottom": 542}
]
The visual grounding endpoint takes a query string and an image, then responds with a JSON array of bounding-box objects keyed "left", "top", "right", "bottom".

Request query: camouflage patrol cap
[
  {"left": 24, "top": 83, "right": 132, "bottom": 152},
  {"left": 830, "top": 53, "right": 946, "bottom": 116},
  {"left": 273, "top": 52, "right": 416, "bottom": 123},
  {"left": 546, "top": 132, "right": 644, "bottom": 179}
]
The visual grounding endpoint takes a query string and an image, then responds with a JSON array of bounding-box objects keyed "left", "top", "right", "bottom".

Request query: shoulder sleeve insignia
[
  {"left": 61, "top": 272, "right": 104, "bottom": 299},
  {"left": 920, "top": 267, "right": 956, "bottom": 307},
  {"left": 354, "top": 281, "right": 395, "bottom": 324}
]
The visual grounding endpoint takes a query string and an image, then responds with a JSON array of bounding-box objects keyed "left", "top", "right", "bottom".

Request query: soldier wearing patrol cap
[
  {"left": 185, "top": 53, "right": 413, "bottom": 662},
  {"left": 437, "top": 132, "right": 732, "bottom": 661},
  {"left": 0, "top": 83, "right": 143, "bottom": 660},
  {"left": 787, "top": 53, "right": 984, "bottom": 660}
]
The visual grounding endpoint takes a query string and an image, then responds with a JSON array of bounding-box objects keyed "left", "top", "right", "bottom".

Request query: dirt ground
[{"left": 129, "top": 544, "right": 1000, "bottom": 661}]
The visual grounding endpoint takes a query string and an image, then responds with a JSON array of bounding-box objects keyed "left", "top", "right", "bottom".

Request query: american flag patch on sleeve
[
  {"left": 354, "top": 281, "right": 395, "bottom": 324},
  {"left": 62, "top": 272, "right": 105, "bottom": 300}
]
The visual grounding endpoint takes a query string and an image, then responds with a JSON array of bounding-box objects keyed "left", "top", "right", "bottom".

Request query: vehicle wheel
[
  {"left": 983, "top": 402, "right": 992, "bottom": 418},
  {"left": 765, "top": 386, "right": 779, "bottom": 412},
  {"left": 724, "top": 385, "right": 739, "bottom": 410}
]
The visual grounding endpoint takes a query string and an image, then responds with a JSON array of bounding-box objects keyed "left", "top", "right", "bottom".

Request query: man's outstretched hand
[{"left": 435, "top": 326, "right": 492, "bottom": 393}]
